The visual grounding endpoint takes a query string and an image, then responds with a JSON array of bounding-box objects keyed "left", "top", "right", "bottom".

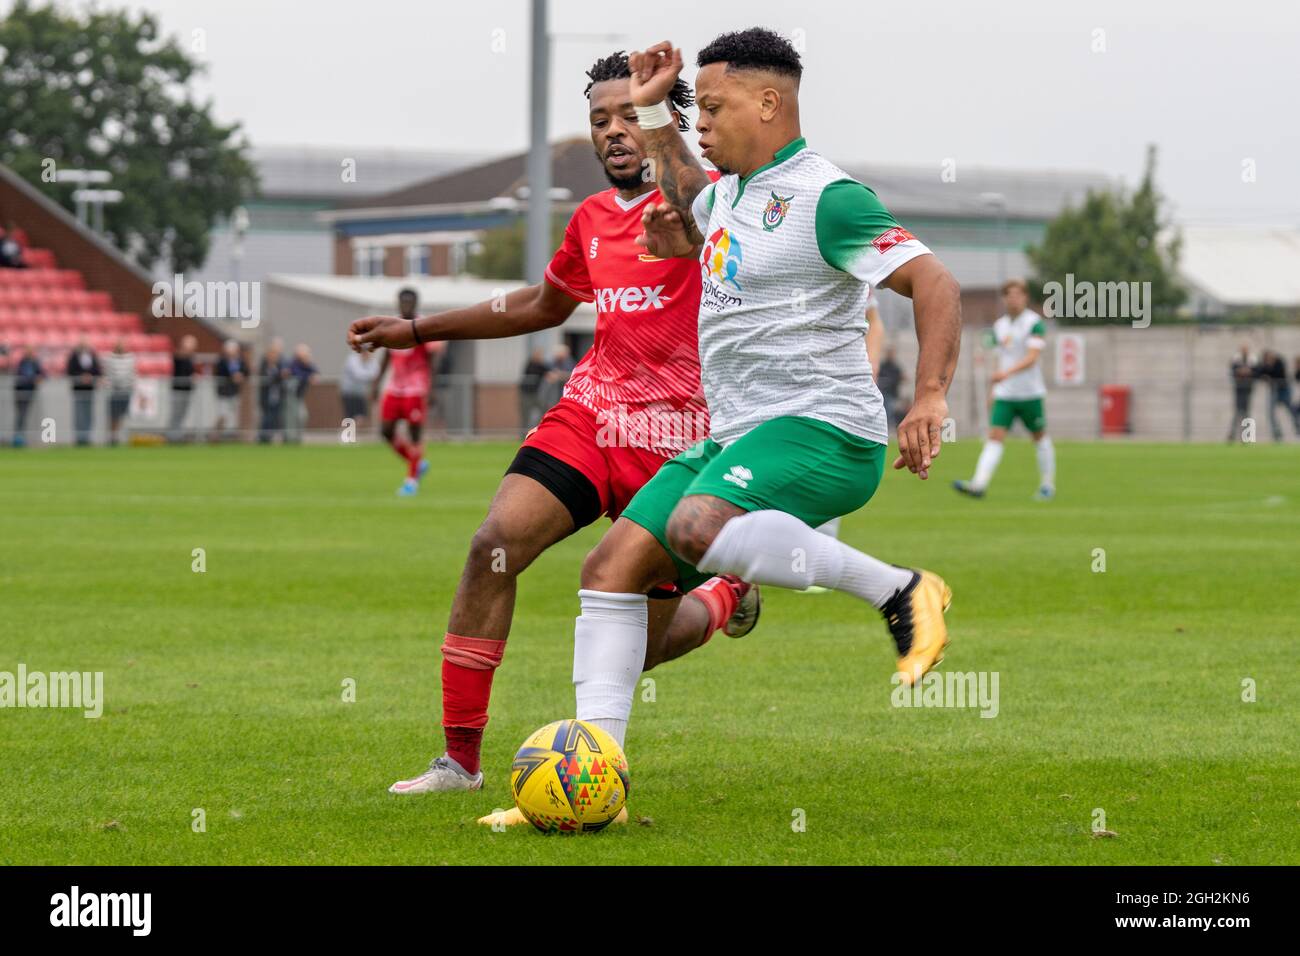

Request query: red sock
[
  {"left": 390, "top": 433, "right": 413, "bottom": 464},
  {"left": 689, "top": 576, "right": 741, "bottom": 640},
  {"left": 388, "top": 435, "right": 422, "bottom": 479},
  {"left": 441, "top": 632, "right": 506, "bottom": 775}
]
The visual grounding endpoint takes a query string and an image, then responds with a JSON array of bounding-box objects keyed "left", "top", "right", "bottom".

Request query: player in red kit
[
  {"left": 347, "top": 52, "right": 758, "bottom": 811},
  {"left": 375, "top": 288, "right": 445, "bottom": 496}
]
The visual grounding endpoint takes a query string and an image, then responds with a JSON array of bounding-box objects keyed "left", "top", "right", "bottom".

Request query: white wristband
[{"left": 634, "top": 102, "right": 674, "bottom": 130}]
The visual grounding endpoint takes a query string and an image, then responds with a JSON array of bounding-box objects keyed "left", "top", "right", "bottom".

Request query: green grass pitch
[{"left": 1, "top": 439, "right": 1296, "bottom": 865}]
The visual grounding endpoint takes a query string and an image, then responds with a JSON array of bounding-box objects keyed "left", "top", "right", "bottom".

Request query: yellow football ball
[{"left": 511, "top": 719, "right": 630, "bottom": 833}]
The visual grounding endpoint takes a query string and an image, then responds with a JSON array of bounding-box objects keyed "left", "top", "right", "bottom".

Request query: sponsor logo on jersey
[
  {"left": 871, "top": 226, "right": 917, "bottom": 254},
  {"left": 761, "top": 191, "right": 794, "bottom": 231},
  {"left": 722, "top": 465, "right": 753, "bottom": 489},
  {"left": 592, "top": 285, "right": 670, "bottom": 313},
  {"left": 701, "top": 227, "right": 743, "bottom": 290},
  {"left": 637, "top": 253, "right": 664, "bottom": 262}
]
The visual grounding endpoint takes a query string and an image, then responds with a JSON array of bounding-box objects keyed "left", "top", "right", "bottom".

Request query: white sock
[
  {"left": 697, "top": 510, "right": 913, "bottom": 608},
  {"left": 971, "top": 440, "right": 1004, "bottom": 490},
  {"left": 1035, "top": 436, "right": 1055, "bottom": 489},
  {"left": 573, "top": 590, "right": 647, "bottom": 749}
]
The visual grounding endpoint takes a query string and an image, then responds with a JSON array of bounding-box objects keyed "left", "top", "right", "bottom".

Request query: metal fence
[
  {"left": 4, "top": 328, "right": 1300, "bottom": 447},
  {"left": 0, "top": 372, "right": 496, "bottom": 446}
]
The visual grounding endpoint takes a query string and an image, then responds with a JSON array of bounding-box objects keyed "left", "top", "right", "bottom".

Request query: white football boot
[{"left": 388, "top": 755, "right": 483, "bottom": 794}]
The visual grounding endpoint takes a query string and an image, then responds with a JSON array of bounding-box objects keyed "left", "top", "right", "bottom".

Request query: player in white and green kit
[
  {"left": 954, "top": 278, "right": 1056, "bottom": 501},
  {"left": 567, "top": 29, "right": 964, "bottom": 752}
]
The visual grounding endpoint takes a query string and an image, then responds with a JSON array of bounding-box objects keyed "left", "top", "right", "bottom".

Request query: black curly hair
[
  {"left": 584, "top": 50, "right": 695, "bottom": 132},
  {"left": 696, "top": 27, "right": 802, "bottom": 80}
]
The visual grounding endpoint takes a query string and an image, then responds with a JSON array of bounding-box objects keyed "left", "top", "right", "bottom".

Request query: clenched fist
[{"left": 347, "top": 315, "right": 417, "bottom": 352}]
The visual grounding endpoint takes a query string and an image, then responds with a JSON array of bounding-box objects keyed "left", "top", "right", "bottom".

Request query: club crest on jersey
[
  {"left": 761, "top": 192, "right": 793, "bottom": 231},
  {"left": 701, "top": 227, "right": 743, "bottom": 290}
]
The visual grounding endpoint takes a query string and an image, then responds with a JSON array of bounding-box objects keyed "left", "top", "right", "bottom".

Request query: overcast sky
[{"left": 9, "top": 0, "right": 1298, "bottom": 224}]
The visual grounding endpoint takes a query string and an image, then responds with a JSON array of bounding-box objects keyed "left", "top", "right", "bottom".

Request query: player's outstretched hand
[
  {"left": 348, "top": 315, "right": 416, "bottom": 352},
  {"left": 628, "top": 41, "right": 684, "bottom": 108},
  {"left": 637, "top": 202, "right": 697, "bottom": 259},
  {"left": 893, "top": 394, "right": 948, "bottom": 480}
]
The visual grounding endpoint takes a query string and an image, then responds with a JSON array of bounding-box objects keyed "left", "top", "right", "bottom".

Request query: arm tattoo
[{"left": 644, "top": 126, "right": 709, "bottom": 211}]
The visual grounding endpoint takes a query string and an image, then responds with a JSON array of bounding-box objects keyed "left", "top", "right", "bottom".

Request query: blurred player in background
[
  {"left": 953, "top": 278, "right": 1055, "bottom": 500},
  {"left": 348, "top": 52, "right": 758, "bottom": 800},
  {"left": 375, "top": 287, "right": 444, "bottom": 496}
]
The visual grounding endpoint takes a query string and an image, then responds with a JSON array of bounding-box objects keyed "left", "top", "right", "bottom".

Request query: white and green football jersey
[
  {"left": 690, "top": 137, "right": 931, "bottom": 447},
  {"left": 991, "top": 310, "right": 1047, "bottom": 400}
]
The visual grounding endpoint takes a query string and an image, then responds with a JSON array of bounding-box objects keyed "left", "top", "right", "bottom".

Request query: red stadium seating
[{"left": 0, "top": 239, "right": 165, "bottom": 375}]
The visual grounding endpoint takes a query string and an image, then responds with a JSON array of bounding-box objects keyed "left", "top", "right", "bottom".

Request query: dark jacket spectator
[
  {"left": 0, "top": 226, "right": 25, "bottom": 269},
  {"left": 289, "top": 348, "right": 318, "bottom": 399},
  {"left": 212, "top": 340, "right": 246, "bottom": 440},
  {"left": 875, "top": 347, "right": 905, "bottom": 431},
  {"left": 65, "top": 339, "right": 101, "bottom": 445},
  {"left": 1228, "top": 346, "right": 1254, "bottom": 440},
  {"left": 172, "top": 344, "right": 197, "bottom": 392},
  {"left": 168, "top": 334, "right": 199, "bottom": 441},
  {"left": 214, "top": 348, "right": 246, "bottom": 398},
  {"left": 519, "top": 348, "right": 550, "bottom": 436},
  {"left": 13, "top": 350, "right": 43, "bottom": 391},
  {"left": 258, "top": 341, "right": 290, "bottom": 443},
  {"left": 65, "top": 343, "right": 101, "bottom": 390},
  {"left": 284, "top": 345, "right": 319, "bottom": 443},
  {"left": 876, "top": 352, "right": 903, "bottom": 402},
  {"left": 1256, "top": 350, "right": 1295, "bottom": 440},
  {"left": 11, "top": 348, "right": 43, "bottom": 446}
]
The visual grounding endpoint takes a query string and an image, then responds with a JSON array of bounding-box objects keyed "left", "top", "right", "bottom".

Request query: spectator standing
[
  {"left": 1257, "top": 349, "right": 1294, "bottom": 440},
  {"left": 103, "top": 337, "right": 136, "bottom": 446},
  {"left": 875, "top": 345, "right": 905, "bottom": 433},
  {"left": 65, "top": 336, "right": 101, "bottom": 446},
  {"left": 519, "top": 346, "right": 550, "bottom": 436},
  {"left": 11, "top": 346, "right": 44, "bottom": 446},
  {"left": 285, "top": 344, "right": 319, "bottom": 443},
  {"left": 258, "top": 339, "right": 289, "bottom": 444},
  {"left": 539, "top": 343, "right": 575, "bottom": 412},
  {"left": 168, "top": 335, "right": 198, "bottom": 443},
  {"left": 340, "top": 348, "right": 380, "bottom": 428},
  {"left": 1294, "top": 356, "right": 1300, "bottom": 425},
  {"left": 212, "top": 339, "right": 246, "bottom": 441},
  {"left": 1227, "top": 344, "right": 1255, "bottom": 441}
]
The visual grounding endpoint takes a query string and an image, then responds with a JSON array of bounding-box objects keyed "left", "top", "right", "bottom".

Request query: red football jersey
[
  {"left": 383, "top": 341, "right": 444, "bottom": 399},
  {"left": 544, "top": 184, "right": 713, "bottom": 457}
]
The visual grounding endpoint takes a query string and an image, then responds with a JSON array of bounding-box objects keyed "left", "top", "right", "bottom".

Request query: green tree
[
  {"left": 1027, "top": 145, "right": 1186, "bottom": 324},
  {"left": 0, "top": 0, "right": 257, "bottom": 273},
  {"left": 466, "top": 214, "right": 568, "bottom": 280}
]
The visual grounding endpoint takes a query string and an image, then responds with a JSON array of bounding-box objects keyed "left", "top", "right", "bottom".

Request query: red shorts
[
  {"left": 522, "top": 399, "right": 670, "bottom": 520},
  {"left": 381, "top": 393, "right": 426, "bottom": 424}
]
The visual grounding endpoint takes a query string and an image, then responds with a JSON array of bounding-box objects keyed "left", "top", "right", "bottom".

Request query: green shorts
[
  {"left": 622, "top": 415, "right": 886, "bottom": 590},
  {"left": 990, "top": 397, "right": 1046, "bottom": 433}
]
